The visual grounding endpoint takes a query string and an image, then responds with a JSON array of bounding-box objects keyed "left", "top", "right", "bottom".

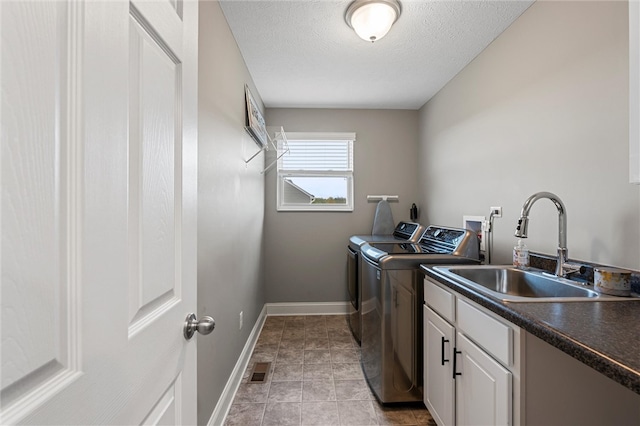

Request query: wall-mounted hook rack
[
  {"left": 262, "top": 128, "right": 289, "bottom": 174},
  {"left": 244, "top": 127, "right": 289, "bottom": 174},
  {"left": 244, "top": 134, "right": 267, "bottom": 164}
]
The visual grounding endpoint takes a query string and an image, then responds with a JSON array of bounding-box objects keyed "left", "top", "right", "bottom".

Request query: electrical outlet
[
  {"left": 491, "top": 206, "right": 502, "bottom": 218},
  {"left": 239, "top": 311, "right": 243, "bottom": 330}
]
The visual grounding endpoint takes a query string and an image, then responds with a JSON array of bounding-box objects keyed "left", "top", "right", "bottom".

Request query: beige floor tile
[
  {"left": 329, "top": 338, "right": 355, "bottom": 350},
  {"left": 305, "top": 316, "right": 327, "bottom": 325},
  {"left": 328, "top": 328, "right": 353, "bottom": 339},
  {"left": 224, "top": 403, "right": 265, "bottom": 426},
  {"left": 325, "top": 315, "right": 349, "bottom": 329},
  {"left": 284, "top": 315, "right": 306, "bottom": 328},
  {"left": 302, "top": 380, "right": 336, "bottom": 401},
  {"left": 334, "top": 379, "right": 372, "bottom": 401},
  {"left": 268, "top": 381, "right": 302, "bottom": 403},
  {"left": 305, "top": 327, "right": 329, "bottom": 338},
  {"left": 284, "top": 324, "right": 306, "bottom": 332},
  {"left": 280, "top": 338, "right": 305, "bottom": 350},
  {"left": 258, "top": 329, "right": 283, "bottom": 342},
  {"left": 283, "top": 328, "right": 306, "bottom": 339},
  {"left": 304, "top": 338, "right": 330, "bottom": 350},
  {"left": 233, "top": 383, "right": 270, "bottom": 404},
  {"left": 301, "top": 401, "right": 340, "bottom": 425},
  {"left": 262, "top": 402, "right": 301, "bottom": 426},
  {"left": 272, "top": 363, "right": 303, "bottom": 381},
  {"left": 276, "top": 348, "right": 305, "bottom": 364},
  {"left": 332, "top": 363, "right": 364, "bottom": 380},
  {"left": 304, "top": 349, "right": 332, "bottom": 364},
  {"left": 226, "top": 315, "right": 441, "bottom": 425},
  {"left": 330, "top": 348, "right": 359, "bottom": 363},
  {"left": 254, "top": 341, "right": 280, "bottom": 353},
  {"left": 265, "top": 316, "right": 285, "bottom": 322},
  {"left": 249, "top": 350, "right": 277, "bottom": 364},
  {"left": 303, "top": 363, "right": 334, "bottom": 380},
  {"left": 337, "top": 400, "right": 378, "bottom": 425}
]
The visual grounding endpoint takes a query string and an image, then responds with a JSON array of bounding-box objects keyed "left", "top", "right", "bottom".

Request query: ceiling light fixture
[{"left": 345, "top": 0, "right": 401, "bottom": 43}]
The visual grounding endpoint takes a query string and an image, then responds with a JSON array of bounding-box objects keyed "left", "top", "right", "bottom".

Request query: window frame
[{"left": 276, "top": 132, "right": 355, "bottom": 212}]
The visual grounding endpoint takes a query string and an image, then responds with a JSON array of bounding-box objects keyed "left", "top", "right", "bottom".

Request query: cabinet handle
[
  {"left": 441, "top": 337, "right": 450, "bottom": 365},
  {"left": 452, "top": 348, "right": 462, "bottom": 379}
]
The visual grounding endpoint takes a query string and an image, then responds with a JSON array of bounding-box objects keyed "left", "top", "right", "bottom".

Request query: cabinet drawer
[
  {"left": 424, "top": 278, "right": 455, "bottom": 323},
  {"left": 457, "top": 298, "right": 512, "bottom": 366}
]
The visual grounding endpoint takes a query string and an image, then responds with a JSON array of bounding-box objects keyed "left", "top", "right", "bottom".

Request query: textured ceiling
[{"left": 219, "top": 0, "right": 534, "bottom": 110}]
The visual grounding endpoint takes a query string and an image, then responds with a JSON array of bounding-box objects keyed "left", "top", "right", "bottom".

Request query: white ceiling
[{"left": 219, "top": 0, "right": 534, "bottom": 110}]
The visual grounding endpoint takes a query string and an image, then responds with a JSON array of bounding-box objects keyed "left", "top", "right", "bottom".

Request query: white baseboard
[
  {"left": 208, "top": 301, "right": 348, "bottom": 425},
  {"left": 207, "top": 305, "right": 267, "bottom": 426},
  {"left": 265, "top": 301, "right": 349, "bottom": 316}
]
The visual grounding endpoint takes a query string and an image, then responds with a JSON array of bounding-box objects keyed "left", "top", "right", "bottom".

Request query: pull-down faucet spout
[{"left": 515, "top": 191, "right": 570, "bottom": 277}]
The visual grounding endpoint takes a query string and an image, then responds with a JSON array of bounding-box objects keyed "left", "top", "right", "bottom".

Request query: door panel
[
  {"left": 141, "top": 375, "right": 182, "bottom": 425},
  {"left": 128, "top": 5, "right": 182, "bottom": 331},
  {"left": 456, "top": 332, "right": 512, "bottom": 426},
  {"left": 1, "top": 2, "right": 82, "bottom": 417},
  {"left": 1, "top": 1, "right": 198, "bottom": 424}
]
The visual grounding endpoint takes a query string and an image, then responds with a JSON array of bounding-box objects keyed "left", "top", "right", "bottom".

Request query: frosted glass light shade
[{"left": 346, "top": 0, "right": 401, "bottom": 42}]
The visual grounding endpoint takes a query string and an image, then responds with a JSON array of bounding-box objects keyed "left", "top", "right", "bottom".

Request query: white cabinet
[
  {"left": 424, "top": 305, "right": 455, "bottom": 426},
  {"left": 455, "top": 332, "right": 512, "bottom": 426},
  {"left": 423, "top": 277, "right": 520, "bottom": 426}
]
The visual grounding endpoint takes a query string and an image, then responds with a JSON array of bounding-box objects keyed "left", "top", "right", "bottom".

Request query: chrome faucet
[{"left": 515, "top": 192, "right": 582, "bottom": 277}]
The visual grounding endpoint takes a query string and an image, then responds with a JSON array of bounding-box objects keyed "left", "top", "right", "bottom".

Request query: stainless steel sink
[{"left": 432, "top": 265, "right": 636, "bottom": 302}]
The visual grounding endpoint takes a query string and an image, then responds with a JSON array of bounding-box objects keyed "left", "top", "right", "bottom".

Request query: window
[{"left": 277, "top": 132, "right": 355, "bottom": 211}]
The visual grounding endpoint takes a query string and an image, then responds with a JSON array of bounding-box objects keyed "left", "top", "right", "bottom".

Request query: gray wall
[
  {"left": 418, "top": 0, "right": 640, "bottom": 269},
  {"left": 198, "top": 2, "right": 266, "bottom": 423},
  {"left": 264, "top": 109, "right": 420, "bottom": 303}
]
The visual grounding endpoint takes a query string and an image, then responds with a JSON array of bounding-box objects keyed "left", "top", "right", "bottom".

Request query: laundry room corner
[{"left": 263, "top": 108, "right": 420, "bottom": 305}]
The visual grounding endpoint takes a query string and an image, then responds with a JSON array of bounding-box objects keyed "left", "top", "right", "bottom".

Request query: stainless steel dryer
[
  {"left": 347, "top": 221, "right": 425, "bottom": 345},
  {"left": 359, "top": 226, "right": 480, "bottom": 403}
]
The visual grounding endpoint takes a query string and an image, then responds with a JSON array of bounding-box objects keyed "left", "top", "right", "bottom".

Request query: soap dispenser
[{"left": 513, "top": 239, "right": 529, "bottom": 269}]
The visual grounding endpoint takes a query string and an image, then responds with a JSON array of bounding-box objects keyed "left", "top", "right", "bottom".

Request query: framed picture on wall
[{"left": 245, "top": 84, "right": 269, "bottom": 148}]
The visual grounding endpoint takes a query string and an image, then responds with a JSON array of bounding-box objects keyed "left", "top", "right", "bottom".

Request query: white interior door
[{"left": 1, "top": 1, "right": 199, "bottom": 424}]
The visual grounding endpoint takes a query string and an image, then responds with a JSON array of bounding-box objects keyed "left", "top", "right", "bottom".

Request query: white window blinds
[{"left": 280, "top": 140, "right": 353, "bottom": 172}]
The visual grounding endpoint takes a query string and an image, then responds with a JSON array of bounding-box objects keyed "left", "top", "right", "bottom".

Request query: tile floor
[{"left": 224, "top": 315, "right": 437, "bottom": 426}]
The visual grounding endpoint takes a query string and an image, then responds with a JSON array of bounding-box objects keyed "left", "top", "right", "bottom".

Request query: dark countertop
[{"left": 421, "top": 265, "right": 640, "bottom": 395}]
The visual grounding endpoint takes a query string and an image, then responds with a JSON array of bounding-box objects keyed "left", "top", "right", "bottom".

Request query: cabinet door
[
  {"left": 424, "top": 306, "right": 455, "bottom": 426},
  {"left": 455, "top": 332, "right": 512, "bottom": 426}
]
